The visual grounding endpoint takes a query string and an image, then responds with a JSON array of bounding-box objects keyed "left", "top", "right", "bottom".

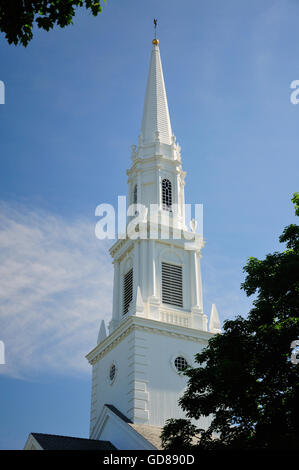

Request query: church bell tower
[{"left": 86, "top": 37, "right": 221, "bottom": 449}]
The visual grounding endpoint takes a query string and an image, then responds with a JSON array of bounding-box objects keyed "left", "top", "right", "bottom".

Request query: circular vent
[
  {"left": 109, "top": 363, "right": 116, "bottom": 382},
  {"left": 174, "top": 356, "right": 188, "bottom": 372}
]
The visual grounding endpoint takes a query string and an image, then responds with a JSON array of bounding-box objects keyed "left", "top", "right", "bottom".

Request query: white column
[
  {"left": 191, "top": 250, "right": 207, "bottom": 331},
  {"left": 141, "top": 239, "right": 148, "bottom": 301},
  {"left": 149, "top": 239, "right": 156, "bottom": 297},
  {"left": 197, "top": 253, "right": 203, "bottom": 311},
  {"left": 181, "top": 179, "right": 186, "bottom": 230},
  {"left": 109, "top": 260, "right": 120, "bottom": 333},
  {"left": 193, "top": 251, "right": 200, "bottom": 308},
  {"left": 133, "top": 242, "right": 139, "bottom": 303},
  {"left": 156, "top": 167, "right": 161, "bottom": 209},
  {"left": 137, "top": 171, "right": 141, "bottom": 205},
  {"left": 149, "top": 240, "right": 160, "bottom": 320},
  {"left": 175, "top": 172, "right": 180, "bottom": 218},
  {"left": 190, "top": 251, "right": 199, "bottom": 308}
]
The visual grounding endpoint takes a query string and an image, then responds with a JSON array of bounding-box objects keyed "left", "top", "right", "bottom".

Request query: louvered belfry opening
[
  {"left": 123, "top": 268, "right": 133, "bottom": 315},
  {"left": 161, "top": 262, "right": 183, "bottom": 307},
  {"left": 162, "top": 178, "right": 172, "bottom": 211},
  {"left": 133, "top": 184, "right": 137, "bottom": 204}
]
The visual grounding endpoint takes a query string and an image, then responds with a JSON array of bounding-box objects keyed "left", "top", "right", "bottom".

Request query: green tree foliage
[
  {"left": 0, "top": 0, "right": 104, "bottom": 46},
  {"left": 162, "top": 193, "right": 299, "bottom": 450}
]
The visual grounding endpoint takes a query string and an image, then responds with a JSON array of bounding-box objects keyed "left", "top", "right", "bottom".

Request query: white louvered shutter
[
  {"left": 161, "top": 262, "right": 183, "bottom": 307},
  {"left": 123, "top": 268, "right": 133, "bottom": 315}
]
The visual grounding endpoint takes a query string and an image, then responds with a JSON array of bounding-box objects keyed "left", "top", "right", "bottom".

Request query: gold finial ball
[{"left": 152, "top": 38, "right": 159, "bottom": 45}]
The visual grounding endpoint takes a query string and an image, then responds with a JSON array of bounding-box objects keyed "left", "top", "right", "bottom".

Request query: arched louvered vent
[
  {"left": 162, "top": 179, "right": 172, "bottom": 211},
  {"left": 133, "top": 184, "right": 137, "bottom": 204}
]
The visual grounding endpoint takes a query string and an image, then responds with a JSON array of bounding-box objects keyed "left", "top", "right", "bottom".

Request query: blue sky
[{"left": 0, "top": 0, "right": 298, "bottom": 449}]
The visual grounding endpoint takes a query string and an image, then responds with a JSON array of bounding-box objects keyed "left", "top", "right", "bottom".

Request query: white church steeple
[{"left": 86, "top": 37, "right": 221, "bottom": 446}]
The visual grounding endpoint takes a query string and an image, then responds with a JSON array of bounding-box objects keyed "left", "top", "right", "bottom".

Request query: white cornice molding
[
  {"left": 86, "top": 315, "right": 214, "bottom": 366},
  {"left": 127, "top": 154, "right": 182, "bottom": 176},
  {"left": 109, "top": 238, "right": 133, "bottom": 260},
  {"left": 109, "top": 224, "right": 203, "bottom": 259}
]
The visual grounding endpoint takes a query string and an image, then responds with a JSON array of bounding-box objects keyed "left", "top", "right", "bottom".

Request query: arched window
[
  {"left": 162, "top": 178, "right": 172, "bottom": 211},
  {"left": 133, "top": 184, "right": 137, "bottom": 204}
]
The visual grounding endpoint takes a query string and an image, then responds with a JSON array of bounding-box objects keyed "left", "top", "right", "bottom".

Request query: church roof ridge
[{"left": 31, "top": 432, "right": 109, "bottom": 442}]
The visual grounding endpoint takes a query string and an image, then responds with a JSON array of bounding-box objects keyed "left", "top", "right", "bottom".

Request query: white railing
[{"left": 160, "top": 310, "right": 191, "bottom": 328}]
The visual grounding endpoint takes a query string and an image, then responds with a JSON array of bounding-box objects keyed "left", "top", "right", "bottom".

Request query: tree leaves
[
  {"left": 0, "top": 1, "right": 104, "bottom": 46},
  {"left": 162, "top": 194, "right": 299, "bottom": 450}
]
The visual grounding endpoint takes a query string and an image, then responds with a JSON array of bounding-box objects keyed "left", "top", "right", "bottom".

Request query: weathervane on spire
[
  {"left": 153, "top": 18, "right": 159, "bottom": 45},
  {"left": 153, "top": 18, "right": 157, "bottom": 38}
]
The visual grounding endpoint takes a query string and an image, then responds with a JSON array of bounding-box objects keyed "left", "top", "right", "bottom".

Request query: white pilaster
[
  {"left": 109, "top": 261, "right": 120, "bottom": 333},
  {"left": 148, "top": 240, "right": 160, "bottom": 320},
  {"left": 191, "top": 251, "right": 207, "bottom": 331},
  {"left": 132, "top": 242, "right": 139, "bottom": 307},
  {"left": 141, "top": 240, "right": 148, "bottom": 303}
]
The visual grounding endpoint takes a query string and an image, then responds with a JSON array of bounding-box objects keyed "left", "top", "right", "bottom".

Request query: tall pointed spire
[{"left": 140, "top": 39, "right": 172, "bottom": 146}]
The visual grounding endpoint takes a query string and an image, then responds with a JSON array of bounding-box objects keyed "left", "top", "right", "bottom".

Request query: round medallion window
[
  {"left": 109, "top": 363, "right": 116, "bottom": 382},
  {"left": 174, "top": 356, "right": 188, "bottom": 372}
]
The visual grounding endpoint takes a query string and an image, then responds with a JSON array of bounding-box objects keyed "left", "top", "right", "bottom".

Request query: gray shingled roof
[
  {"left": 104, "top": 404, "right": 162, "bottom": 449},
  {"left": 129, "top": 424, "right": 162, "bottom": 450},
  {"left": 31, "top": 433, "right": 116, "bottom": 450}
]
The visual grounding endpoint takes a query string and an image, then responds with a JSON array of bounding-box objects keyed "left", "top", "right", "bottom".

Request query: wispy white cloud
[
  {"left": 0, "top": 201, "right": 252, "bottom": 381},
  {"left": 0, "top": 202, "right": 113, "bottom": 380}
]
